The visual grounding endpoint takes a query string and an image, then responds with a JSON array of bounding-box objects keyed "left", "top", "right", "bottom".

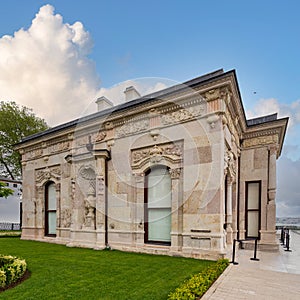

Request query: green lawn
[{"left": 0, "top": 238, "right": 214, "bottom": 299}]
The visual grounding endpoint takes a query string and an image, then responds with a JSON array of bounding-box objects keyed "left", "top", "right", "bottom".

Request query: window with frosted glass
[
  {"left": 146, "top": 167, "right": 171, "bottom": 243},
  {"left": 45, "top": 182, "right": 56, "bottom": 236},
  {"left": 246, "top": 182, "right": 260, "bottom": 238}
]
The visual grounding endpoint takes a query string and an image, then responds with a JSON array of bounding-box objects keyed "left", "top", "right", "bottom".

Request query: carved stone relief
[
  {"left": 131, "top": 142, "right": 183, "bottom": 169},
  {"left": 116, "top": 119, "right": 149, "bottom": 138},
  {"left": 242, "top": 135, "right": 279, "bottom": 148},
  {"left": 35, "top": 166, "right": 61, "bottom": 184},
  {"left": 77, "top": 165, "right": 96, "bottom": 229},
  {"left": 224, "top": 150, "right": 236, "bottom": 178},
  {"left": 61, "top": 209, "right": 71, "bottom": 228},
  {"left": 161, "top": 105, "right": 205, "bottom": 125},
  {"left": 169, "top": 168, "right": 182, "bottom": 179},
  {"left": 48, "top": 141, "right": 70, "bottom": 154},
  {"left": 24, "top": 147, "right": 43, "bottom": 160}
]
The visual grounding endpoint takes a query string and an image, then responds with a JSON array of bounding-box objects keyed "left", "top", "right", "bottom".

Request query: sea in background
[{"left": 276, "top": 217, "right": 300, "bottom": 230}]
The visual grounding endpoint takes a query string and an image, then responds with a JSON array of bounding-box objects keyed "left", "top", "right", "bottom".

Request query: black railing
[
  {"left": 230, "top": 238, "right": 260, "bottom": 265},
  {"left": 0, "top": 222, "right": 21, "bottom": 231},
  {"left": 279, "top": 227, "right": 292, "bottom": 252}
]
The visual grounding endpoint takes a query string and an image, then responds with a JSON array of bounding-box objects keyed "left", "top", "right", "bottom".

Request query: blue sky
[{"left": 0, "top": 0, "right": 299, "bottom": 217}]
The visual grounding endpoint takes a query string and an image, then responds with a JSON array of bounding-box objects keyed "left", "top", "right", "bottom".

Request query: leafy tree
[
  {"left": 0, "top": 181, "right": 14, "bottom": 198},
  {"left": 0, "top": 101, "right": 49, "bottom": 180}
]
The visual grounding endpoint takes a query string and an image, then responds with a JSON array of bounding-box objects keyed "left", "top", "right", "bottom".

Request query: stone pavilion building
[{"left": 15, "top": 69, "right": 288, "bottom": 259}]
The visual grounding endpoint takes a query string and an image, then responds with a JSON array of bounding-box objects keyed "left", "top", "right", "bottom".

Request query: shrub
[
  {"left": 168, "top": 258, "right": 229, "bottom": 299},
  {"left": 0, "top": 255, "right": 27, "bottom": 289}
]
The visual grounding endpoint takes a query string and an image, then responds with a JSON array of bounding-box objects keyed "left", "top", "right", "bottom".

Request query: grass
[{"left": 0, "top": 238, "right": 215, "bottom": 299}]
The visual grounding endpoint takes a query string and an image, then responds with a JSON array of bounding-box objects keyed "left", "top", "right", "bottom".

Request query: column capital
[
  {"left": 169, "top": 168, "right": 181, "bottom": 179},
  {"left": 268, "top": 144, "right": 278, "bottom": 156},
  {"left": 93, "top": 149, "right": 111, "bottom": 160}
]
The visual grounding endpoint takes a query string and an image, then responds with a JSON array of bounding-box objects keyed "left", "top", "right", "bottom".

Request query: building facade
[{"left": 15, "top": 69, "right": 288, "bottom": 259}]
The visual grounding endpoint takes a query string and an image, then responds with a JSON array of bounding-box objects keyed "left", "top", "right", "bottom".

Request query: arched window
[
  {"left": 145, "top": 166, "right": 171, "bottom": 244},
  {"left": 45, "top": 182, "right": 56, "bottom": 236}
]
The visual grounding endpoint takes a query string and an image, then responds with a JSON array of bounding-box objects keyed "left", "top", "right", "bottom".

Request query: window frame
[
  {"left": 144, "top": 165, "right": 171, "bottom": 246},
  {"left": 245, "top": 181, "right": 261, "bottom": 239},
  {"left": 45, "top": 181, "right": 57, "bottom": 237}
]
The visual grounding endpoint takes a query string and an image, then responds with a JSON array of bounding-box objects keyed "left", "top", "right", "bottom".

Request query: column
[
  {"left": 266, "top": 145, "right": 278, "bottom": 242},
  {"left": 94, "top": 149, "right": 110, "bottom": 249},
  {"left": 134, "top": 173, "right": 145, "bottom": 246},
  {"left": 170, "top": 168, "right": 183, "bottom": 252},
  {"left": 226, "top": 176, "right": 233, "bottom": 244}
]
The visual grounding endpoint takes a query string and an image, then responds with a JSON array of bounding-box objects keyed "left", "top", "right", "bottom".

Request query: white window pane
[
  {"left": 247, "top": 211, "right": 259, "bottom": 237},
  {"left": 48, "top": 183, "right": 56, "bottom": 210},
  {"left": 148, "top": 208, "right": 171, "bottom": 242},
  {"left": 148, "top": 168, "right": 171, "bottom": 208},
  {"left": 247, "top": 183, "right": 259, "bottom": 209},
  {"left": 48, "top": 212, "right": 56, "bottom": 234}
]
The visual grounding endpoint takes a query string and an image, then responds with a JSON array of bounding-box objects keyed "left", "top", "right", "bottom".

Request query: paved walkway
[{"left": 203, "top": 230, "right": 300, "bottom": 299}]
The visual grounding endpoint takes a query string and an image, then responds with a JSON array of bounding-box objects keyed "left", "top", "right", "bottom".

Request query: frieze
[
  {"left": 24, "top": 148, "right": 43, "bottom": 160},
  {"left": 161, "top": 105, "right": 205, "bottom": 125},
  {"left": 116, "top": 119, "right": 149, "bottom": 138},
  {"left": 242, "top": 135, "right": 279, "bottom": 148},
  {"left": 48, "top": 141, "right": 70, "bottom": 154},
  {"left": 243, "top": 129, "right": 280, "bottom": 140}
]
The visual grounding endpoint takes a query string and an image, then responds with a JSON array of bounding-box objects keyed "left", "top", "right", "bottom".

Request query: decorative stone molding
[
  {"left": 61, "top": 209, "right": 71, "bottom": 228},
  {"left": 169, "top": 168, "right": 182, "bottom": 179},
  {"left": 48, "top": 141, "right": 70, "bottom": 154},
  {"left": 150, "top": 129, "right": 159, "bottom": 141},
  {"left": 95, "top": 131, "right": 106, "bottom": 142},
  {"left": 161, "top": 106, "right": 205, "bottom": 125},
  {"left": 224, "top": 150, "right": 236, "bottom": 178},
  {"left": 35, "top": 166, "right": 61, "bottom": 184},
  {"left": 243, "top": 129, "right": 280, "bottom": 139},
  {"left": 24, "top": 147, "right": 43, "bottom": 160},
  {"left": 131, "top": 142, "right": 183, "bottom": 170},
  {"left": 78, "top": 165, "right": 96, "bottom": 195},
  {"left": 133, "top": 173, "right": 145, "bottom": 183},
  {"left": 206, "top": 114, "right": 219, "bottom": 129},
  {"left": 97, "top": 175, "right": 105, "bottom": 195},
  {"left": 79, "top": 165, "right": 96, "bottom": 180},
  {"left": 116, "top": 119, "right": 149, "bottom": 138},
  {"left": 104, "top": 121, "right": 114, "bottom": 130},
  {"left": 242, "top": 135, "right": 279, "bottom": 148},
  {"left": 268, "top": 144, "right": 279, "bottom": 156}
]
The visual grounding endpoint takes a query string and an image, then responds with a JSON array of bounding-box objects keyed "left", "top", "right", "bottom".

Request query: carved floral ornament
[
  {"left": 131, "top": 142, "right": 183, "bottom": 170},
  {"left": 35, "top": 166, "right": 61, "bottom": 184}
]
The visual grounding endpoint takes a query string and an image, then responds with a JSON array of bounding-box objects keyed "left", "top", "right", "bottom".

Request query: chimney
[
  {"left": 124, "top": 86, "right": 141, "bottom": 102},
  {"left": 95, "top": 96, "right": 114, "bottom": 112}
]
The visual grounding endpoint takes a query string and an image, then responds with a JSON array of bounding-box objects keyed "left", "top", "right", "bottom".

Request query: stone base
[{"left": 238, "top": 239, "right": 279, "bottom": 252}]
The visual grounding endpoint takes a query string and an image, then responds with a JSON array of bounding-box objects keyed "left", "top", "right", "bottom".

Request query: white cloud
[
  {"left": 0, "top": 4, "right": 100, "bottom": 126},
  {"left": 277, "top": 155, "right": 300, "bottom": 217},
  {"left": 0, "top": 5, "right": 174, "bottom": 126},
  {"left": 246, "top": 97, "right": 300, "bottom": 127}
]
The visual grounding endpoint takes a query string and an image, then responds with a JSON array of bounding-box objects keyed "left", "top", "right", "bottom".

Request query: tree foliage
[
  {"left": 0, "top": 181, "right": 14, "bottom": 198},
  {"left": 0, "top": 101, "right": 49, "bottom": 179}
]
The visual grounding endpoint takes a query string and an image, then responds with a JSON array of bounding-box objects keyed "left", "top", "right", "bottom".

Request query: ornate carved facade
[{"left": 15, "top": 69, "right": 288, "bottom": 259}]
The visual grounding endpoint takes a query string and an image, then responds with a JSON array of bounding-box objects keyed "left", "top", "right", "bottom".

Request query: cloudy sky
[{"left": 0, "top": 0, "right": 299, "bottom": 217}]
